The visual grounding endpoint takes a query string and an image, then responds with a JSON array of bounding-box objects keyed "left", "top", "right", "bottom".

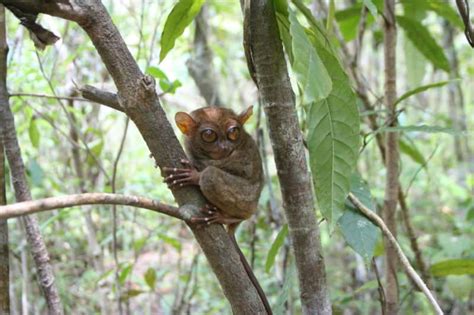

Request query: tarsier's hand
[{"left": 163, "top": 159, "right": 200, "bottom": 188}]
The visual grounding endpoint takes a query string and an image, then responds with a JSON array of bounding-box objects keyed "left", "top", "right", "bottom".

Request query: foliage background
[{"left": 3, "top": 0, "right": 473, "bottom": 313}]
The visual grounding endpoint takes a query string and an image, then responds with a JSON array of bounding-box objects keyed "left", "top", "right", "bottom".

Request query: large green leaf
[
  {"left": 430, "top": 259, "right": 474, "bottom": 276},
  {"left": 288, "top": 10, "right": 332, "bottom": 103},
  {"left": 159, "top": 0, "right": 205, "bottom": 62},
  {"left": 395, "top": 80, "right": 453, "bottom": 106},
  {"left": 307, "top": 42, "right": 360, "bottom": 225},
  {"left": 396, "top": 15, "right": 450, "bottom": 72},
  {"left": 339, "top": 175, "right": 378, "bottom": 261}
]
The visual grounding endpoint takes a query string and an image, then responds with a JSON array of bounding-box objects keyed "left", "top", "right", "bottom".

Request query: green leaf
[
  {"left": 333, "top": 1, "right": 378, "bottom": 41},
  {"left": 400, "top": 0, "right": 463, "bottom": 29},
  {"left": 144, "top": 268, "right": 157, "bottom": 290},
  {"left": 307, "top": 41, "right": 360, "bottom": 226},
  {"left": 121, "top": 289, "right": 145, "bottom": 301},
  {"left": 87, "top": 139, "right": 104, "bottom": 165},
  {"left": 396, "top": 15, "right": 450, "bottom": 72},
  {"left": 362, "top": 0, "right": 377, "bottom": 18},
  {"left": 146, "top": 66, "right": 169, "bottom": 80},
  {"left": 29, "top": 117, "right": 40, "bottom": 148},
  {"left": 119, "top": 264, "right": 133, "bottom": 285},
  {"left": 395, "top": 80, "right": 453, "bottom": 106},
  {"left": 399, "top": 137, "right": 426, "bottom": 166},
  {"left": 376, "top": 125, "right": 468, "bottom": 136},
  {"left": 157, "top": 233, "right": 182, "bottom": 251},
  {"left": 159, "top": 0, "right": 205, "bottom": 62},
  {"left": 430, "top": 259, "right": 474, "bottom": 276},
  {"left": 288, "top": 10, "right": 332, "bottom": 103},
  {"left": 265, "top": 224, "right": 288, "bottom": 273},
  {"left": 339, "top": 174, "right": 378, "bottom": 261}
]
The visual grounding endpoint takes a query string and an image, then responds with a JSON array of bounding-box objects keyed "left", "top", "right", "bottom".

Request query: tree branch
[
  {"left": 0, "top": 193, "right": 187, "bottom": 220},
  {"left": 79, "top": 85, "right": 124, "bottom": 112},
  {"left": 348, "top": 193, "right": 443, "bottom": 315}
]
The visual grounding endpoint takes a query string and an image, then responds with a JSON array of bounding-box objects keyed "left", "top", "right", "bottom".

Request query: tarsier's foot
[
  {"left": 191, "top": 205, "right": 243, "bottom": 226},
  {"left": 162, "top": 159, "right": 199, "bottom": 188}
]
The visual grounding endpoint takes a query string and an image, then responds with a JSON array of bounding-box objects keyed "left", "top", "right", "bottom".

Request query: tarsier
[{"left": 163, "top": 106, "right": 272, "bottom": 314}]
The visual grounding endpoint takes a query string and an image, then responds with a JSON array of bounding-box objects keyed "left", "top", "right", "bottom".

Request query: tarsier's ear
[
  {"left": 238, "top": 106, "right": 253, "bottom": 125},
  {"left": 175, "top": 112, "right": 196, "bottom": 135}
]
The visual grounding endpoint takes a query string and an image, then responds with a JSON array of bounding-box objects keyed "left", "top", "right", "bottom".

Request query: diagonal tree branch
[{"left": 348, "top": 193, "right": 443, "bottom": 315}]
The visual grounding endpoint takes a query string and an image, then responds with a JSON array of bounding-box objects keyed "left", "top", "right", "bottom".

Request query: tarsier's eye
[
  {"left": 227, "top": 126, "right": 240, "bottom": 141},
  {"left": 201, "top": 129, "right": 218, "bottom": 143}
]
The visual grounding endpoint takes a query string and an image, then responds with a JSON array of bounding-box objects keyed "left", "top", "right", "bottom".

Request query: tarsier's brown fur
[{"left": 163, "top": 106, "right": 271, "bottom": 314}]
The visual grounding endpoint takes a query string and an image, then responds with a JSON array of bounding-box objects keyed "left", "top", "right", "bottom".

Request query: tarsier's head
[{"left": 175, "top": 106, "right": 253, "bottom": 160}]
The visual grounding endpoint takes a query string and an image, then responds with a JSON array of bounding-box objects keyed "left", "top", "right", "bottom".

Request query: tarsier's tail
[{"left": 227, "top": 223, "right": 273, "bottom": 315}]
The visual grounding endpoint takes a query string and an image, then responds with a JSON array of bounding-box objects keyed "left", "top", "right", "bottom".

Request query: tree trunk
[
  {"left": 383, "top": 0, "right": 399, "bottom": 314},
  {"left": 243, "top": 1, "right": 331, "bottom": 314},
  {"left": 0, "top": 6, "right": 9, "bottom": 314}
]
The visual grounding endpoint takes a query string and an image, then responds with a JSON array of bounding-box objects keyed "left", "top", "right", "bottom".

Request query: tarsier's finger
[
  {"left": 165, "top": 173, "right": 191, "bottom": 181},
  {"left": 162, "top": 167, "right": 192, "bottom": 174},
  {"left": 168, "top": 178, "right": 195, "bottom": 188}
]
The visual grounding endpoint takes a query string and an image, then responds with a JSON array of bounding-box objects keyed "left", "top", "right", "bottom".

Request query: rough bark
[
  {"left": 243, "top": 1, "right": 331, "bottom": 314},
  {"left": 187, "top": 4, "right": 223, "bottom": 107},
  {"left": 0, "top": 6, "right": 9, "bottom": 314},
  {"left": 1, "top": 1, "right": 267, "bottom": 313},
  {"left": 383, "top": 1, "right": 399, "bottom": 314},
  {"left": 0, "top": 127, "right": 8, "bottom": 315}
]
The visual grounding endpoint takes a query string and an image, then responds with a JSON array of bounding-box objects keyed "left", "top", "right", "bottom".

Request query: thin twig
[
  {"left": 9, "top": 92, "right": 93, "bottom": 103},
  {"left": 348, "top": 193, "right": 443, "bottom": 315},
  {"left": 79, "top": 85, "right": 123, "bottom": 112},
  {"left": 0, "top": 193, "right": 184, "bottom": 220},
  {"left": 371, "top": 258, "right": 386, "bottom": 315}
]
